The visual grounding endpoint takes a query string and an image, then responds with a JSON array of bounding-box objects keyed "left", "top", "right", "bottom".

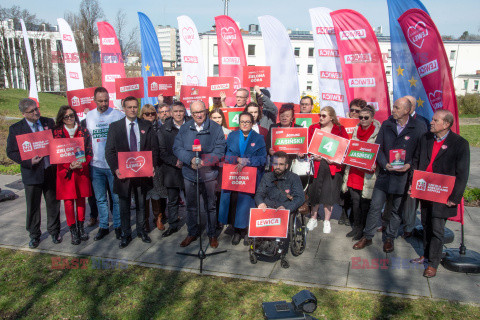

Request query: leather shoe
[
  {"left": 115, "top": 227, "right": 122, "bottom": 240},
  {"left": 162, "top": 227, "right": 179, "bottom": 238},
  {"left": 51, "top": 233, "right": 62, "bottom": 244},
  {"left": 231, "top": 233, "right": 241, "bottom": 245},
  {"left": 423, "top": 266, "right": 437, "bottom": 278},
  {"left": 119, "top": 236, "right": 132, "bottom": 248},
  {"left": 353, "top": 237, "right": 372, "bottom": 250},
  {"left": 180, "top": 235, "right": 198, "bottom": 247},
  {"left": 209, "top": 237, "right": 219, "bottom": 249},
  {"left": 383, "top": 238, "right": 394, "bottom": 253},
  {"left": 29, "top": 238, "right": 40, "bottom": 248},
  {"left": 139, "top": 233, "right": 151, "bottom": 243},
  {"left": 410, "top": 256, "right": 426, "bottom": 264},
  {"left": 86, "top": 217, "right": 98, "bottom": 227},
  {"left": 94, "top": 228, "right": 109, "bottom": 241}
]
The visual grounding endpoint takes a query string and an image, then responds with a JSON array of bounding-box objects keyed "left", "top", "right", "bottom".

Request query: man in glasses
[
  {"left": 299, "top": 96, "right": 314, "bottom": 114},
  {"left": 6, "top": 98, "right": 61, "bottom": 248}
]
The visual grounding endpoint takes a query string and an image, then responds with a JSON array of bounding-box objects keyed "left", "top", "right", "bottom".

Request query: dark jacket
[
  {"left": 6, "top": 117, "right": 55, "bottom": 185},
  {"left": 413, "top": 112, "right": 431, "bottom": 132},
  {"left": 105, "top": 117, "right": 159, "bottom": 197},
  {"left": 374, "top": 115, "right": 427, "bottom": 195},
  {"left": 413, "top": 131, "right": 470, "bottom": 218},
  {"left": 173, "top": 117, "right": 226, "bottom": 182},
  {"left": 255, "top": 170, "right": 305, "bottom": 212},
  {"left": 257, "top": 94, "right": 277, "bottom": 131}
]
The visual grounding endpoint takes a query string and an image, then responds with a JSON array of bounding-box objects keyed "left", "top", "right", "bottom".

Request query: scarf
[
  {"left": 238, "top": 130, "right": 252, "bottom": 157},
  {"left": 65, "top": 123, "right": 78, "bottom": 138},
  {"left": 356, "top": 123, "right": 375, "bottom": 142}
]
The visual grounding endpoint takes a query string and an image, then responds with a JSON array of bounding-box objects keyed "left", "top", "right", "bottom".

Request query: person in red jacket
[
  {"left": 53, "top": 106, "right": 93, "bottom": 245},
  {"left": 306, "top": 106, "right": 348, "bottom": 233}
]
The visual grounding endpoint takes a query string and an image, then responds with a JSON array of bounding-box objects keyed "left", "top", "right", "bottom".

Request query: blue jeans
[{"left": 90, "top": 166, "right": 120, "bottom": 229}]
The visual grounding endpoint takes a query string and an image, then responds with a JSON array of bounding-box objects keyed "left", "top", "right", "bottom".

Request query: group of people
[{"left": 6, "top": 86, "right": 469, "bottom": 278}]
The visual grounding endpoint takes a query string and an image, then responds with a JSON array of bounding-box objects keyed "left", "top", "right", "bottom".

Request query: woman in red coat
[{"left": 53, "top": 106, "right": 93, "bottom": 245}]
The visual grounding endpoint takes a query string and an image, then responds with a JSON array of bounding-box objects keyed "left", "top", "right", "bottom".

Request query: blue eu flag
[
  {"left": 138, "top": 12, "right": 164, "bottom": 107},
  {"left": 387, "top": 0, "right": 432, "bottom": 121}
]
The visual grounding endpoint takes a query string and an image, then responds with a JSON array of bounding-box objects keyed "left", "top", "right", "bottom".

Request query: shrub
[{"left": 457, "top": 94, "right": 480, "bottom": 115}]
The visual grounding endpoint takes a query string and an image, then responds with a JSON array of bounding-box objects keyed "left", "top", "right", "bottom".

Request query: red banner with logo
[
  {"left": 398, "top": 9, "right": 459, "bottom": 133},
  {"left": 248, "top": 208, "right": 290, "bottom": 238},
  {"left": 271, "top": 127, "right": 308, "bottom": 154},
  {"left": 221, "top": 163, "right": 257, "bottom": 194},
  {"left": 147, "top": 76, "right": 175, "bottom": 97},
  {"left": 207, "top": 76, "right": 235, "bottom": 97},
  {"left": 118, "top": 151, "right": 153, "bottom": 178},
  {"left": 214, "top": 15, "right": 247, "bottom": 106},
  {"left": 307, "top": 128, "right": 349, "bottom": 164},
  {"left": 220, "top": 107, "right": 244, "bottom": 130},
  {"left": 295, "top": 113, "right": 320, "bottom": 128},
  {"left": 49, "top": 138, "right": 85, "bottom": 164},
  {"left": 411, "top": 170, "right": 456, "bottom": 204},
  {"left": 338, "top": 117, "right": 360, "bottom": 139},
  {"left": 180, "top": 86, "right": 209, "bottom": 109},
  {"left": 243, "top": 66, "right": 271, "bottom": 88},
  {"left": 343, "top": 140, "right": 379, "bottom": 171},
  {"left": 66, "top": 87, "right": 96, "bottom": 116},
  {"left": 115, "top": 77, "right": 144, "bottom": 100},
  {"left": 330, "top": 9, "right": 390, "bottom": 123},
  {"left": 16, "top": 130, "right": 53, "bottom": 161}
]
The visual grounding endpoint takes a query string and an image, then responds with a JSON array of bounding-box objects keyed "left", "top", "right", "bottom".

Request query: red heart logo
[
  {"left": 407, "top": 21, "right": 428, "bottom": 49},
  {"left": 428, "top": 90, "right": 443, "bottom": 111},
  {"left": 186, "top": 75, "right": 199, "bottom": 86},
  {"left": 126, "top": 156, "right": 145, "bottom": 173},
  {"left": 182, "top": 27, "right": 194, "bottom": 45},
  {"left": 221, "top": 27, "right": 236, "bottom": 45}
]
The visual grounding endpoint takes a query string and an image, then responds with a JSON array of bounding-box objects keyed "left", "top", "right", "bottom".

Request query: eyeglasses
[
  {"left": 63, "top": 113, "right": 75, "bottom": 120},
  {"left": 24, "top": 107, "right": 39, "bottom": 114},
  {"left": 158, "top": 110, "right": 169, "bottom": 114},
  {"left": 191, "top": 110, "right": 206, "bottom": 115},
  {"left": 350, "top": 108, "right": 361, "bottom": 113},
  {"left": 358, "top": 116, "right": 370, "bottom": 120},
  {"left": 236, "top": 96, "right": 248, "bottom": 99},
  {"left": 143, "top": 112, "right": 156, "bottom": 117},
  {"left": 320, "top": 114, "right": 328, "bottom": 118},
  {"left": 240, "top": 121, "right": 252, "bottom": 125}
]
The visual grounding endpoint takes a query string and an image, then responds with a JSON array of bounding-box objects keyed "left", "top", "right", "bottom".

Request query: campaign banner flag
[
  {"left": 243, "top": 66, "right": 271, "bottom": 88},
  {"left": 309, "top": 7, "right": 348, "bottom": 117},
  {"left": 411, "top": 170, "right": 456, "bottom": 204},
  {"left": 387, "top": 0, "right": 431, "bottom": 121},
  {"left": 338, "top": 117, "right": 360, "bottom": 138},
  {"left": 343, "top": 140, "right": 379, "bottom": 170},
  {"left": 67, "top": 87, "right": 96, "bottom": 116},
  {"left": 221, "top": 164, "right": 257, "bottom": 194},
  {"left": 220, "top": 107, "right": 244, "bottom": 130},
  {"left": 271, "top": 127, "right": 308, "bottom": 154},
  {"left": 258, "top": 15, "right": 300, "bottom": 105},
  {"left": 97, "top": 21, "right": 126, "bottom": 110},
  {"left": 16, "top": 130, "right": 53, "bottom": 160},
  {"left": 180, "top": 86, "right": 208, "bottom": 109},
  {"left": 57, "top": 18, "right": 84, "bottom": 91},
  {"left": 178, "top": 15, "right": 207, "bottom": 86},
  {"left": 207, "top": 76, "right": 235, "bottom": 97},
  {"left": 398, "top": 9, "right": 459, "bottom": 133},
  {"left": 118, "top": 151, "right": 153, "bottom": 178},
  {"left": 215, "top": 15, "right": 247, "bottom": 106},
  {"left": 49, "top": 138, "right": 84, "bottom": 164},
  {"left": 330, "top": 9, "right": 390, "bottom": 123},
  {"left": 147, "top": 76, "right": 175, "bottom": 97},
  {"left": 295, "top": 113, "right": 320, "bottom": 128},
  {"left": 248, "top": 208, "right": 290, "bottom": 238},
  {"left": 20, "top": 20, "right": 38, "bottom": 104},
  {"left": 115, "top": 77, "right": 144, "bottom": 100},
  {"left": 307, "top": 128, "right": 349, "bottom": 163}
]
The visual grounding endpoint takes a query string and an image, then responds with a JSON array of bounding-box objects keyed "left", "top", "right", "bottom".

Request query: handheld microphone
[{"left": 192, "top": 139, "right": 201, "bottom": 165}]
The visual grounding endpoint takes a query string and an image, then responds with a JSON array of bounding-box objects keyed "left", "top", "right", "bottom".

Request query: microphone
[{"left": 192, "top": 138, "right": 201, "bottom": 166}]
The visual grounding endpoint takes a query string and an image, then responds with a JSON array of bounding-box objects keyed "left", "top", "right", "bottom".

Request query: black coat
[
  {"left": 255, "top": 170, "right": 305, "bottom": 212},
  {"left": 105, "top": 117, "right": 159, "bottom": 197},
  {"left": 374, "top": 115, "right": 427, "bottom": 195},
  {"left": 413, "top": 131, "right": 470, "bottom": 218},
  {"left": 6, "top": 117, "right": 56, "bottom": 185}
]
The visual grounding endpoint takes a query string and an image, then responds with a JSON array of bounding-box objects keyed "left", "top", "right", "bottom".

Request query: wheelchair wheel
[
  {"left": 289, "top": 212, "right": 307, "bottom": 256},
  {"left": 249, "top": 250, "right": 258, "bottom": 264}
]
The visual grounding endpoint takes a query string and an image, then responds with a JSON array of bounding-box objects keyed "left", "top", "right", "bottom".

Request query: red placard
[
  {"left": 221, "top": 163, "right": 257, "bottom": 194},
  {"left": 49, "top": 138, "right": 85, "bottom": 164},
  {"left": 66, "top": 87, "right": 96, "bottom": 116},
  {"left": 243, "top": 66, "right": 271, "bottom": 88},
  {"left": 220, "top": 107, "right": 244, "bottom": 130},
  {"left": 16, "top": 130, "right": 53, "bottom": 160},
  {"left": 389, "top": 149, "right": 406, "bottom": 169},
  {"left": 411, "top": 170, "right": 456, "bottom": 204},
  {"left": 343, "top": 140, "right": 379, "bottom": 171},
  {"left": 271, "top": 127, "right": 308, "bottom": 154},
  {"left": 207, "top": 76, "right": 235, "bottom": 97},
  {"left": 180, "top": 85, "right": 209, "bottom": 109},
  {"left": 248, "top": 208, "right": 290, "bottom": 238},
  {"left": 147, "top": 76, "right": 175, "bottom": 97},
  {"left": 295, "top": 113, "right": 320, "bottom": 128},
  {"left": 115, "top": 77, "right": 144, "bottom": 100},
  {"left": 307, "top": 128, "right": 349, "bottom": 164},
  {"left": 118, "top": 151, "right": 153, "bottom": 178},
  {"left": 338, "top": 117, "right": 360, "bottom": 139}
]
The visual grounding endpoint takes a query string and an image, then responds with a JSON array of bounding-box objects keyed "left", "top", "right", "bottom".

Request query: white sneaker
[
  {"left": 323, "top": 220, "right": 331, "bottom": 234},
  {"left": 306, "top": 218, "right": 318, "bottom": 231}
]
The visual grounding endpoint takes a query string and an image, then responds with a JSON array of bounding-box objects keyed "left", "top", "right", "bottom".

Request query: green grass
[
  {"left": 460, "top": 125, "right": 480, "bottom": 148},
  {"left": 0, "top": 248, "right": 479, "bottom": 320},
  {"left": 0, "top": 89, "right": 67, "bottom": 119},
  {"left": 459, "top": 114, "right": 480, "bottom": 118}
]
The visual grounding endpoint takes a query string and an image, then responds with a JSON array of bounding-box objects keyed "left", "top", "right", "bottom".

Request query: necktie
[
  {"left": 33, "top": 122, "right": 40, "bottom": 132},
  {"left": 130, "top": 122, "right": 137, "bottom": 151}
]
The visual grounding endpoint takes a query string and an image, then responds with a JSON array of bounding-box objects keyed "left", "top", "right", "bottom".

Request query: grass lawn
[
  {"left": 0, "top": 88, "right": 67, "bottom": 119},
  {"left": 460, "top": 125, "right": 480, "bottom": 148},
  {"left": 0, "top": 248, "right": 479, "bottom": 320}
]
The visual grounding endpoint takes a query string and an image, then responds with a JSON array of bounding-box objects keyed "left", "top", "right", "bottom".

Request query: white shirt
[
  {"left": 26, "top": 119, "right": 43, "bottom": 132},
  {"left": 125, "top": 117, "right": 140, "bottom": 151},
  {"left": 174, "top": 120, "right": 185, "bottom": 130},
  {"left": 195, "top": 122, "right": 204, "bottom": 132},
  {"left": 252, "top": 123, "right": 260, "bottom": 134}
]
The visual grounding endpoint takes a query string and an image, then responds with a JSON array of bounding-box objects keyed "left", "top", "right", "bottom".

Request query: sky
[{"left": 4, "top": 0, "right": 479, "bottom": 38}]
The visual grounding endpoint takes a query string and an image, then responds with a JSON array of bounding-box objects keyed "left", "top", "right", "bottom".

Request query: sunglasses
[
  {"left": 350, "top": 108, "right": 361, "bottom": 113},
  {"left": 358, "top": 116, "right": 370, "bottom": 120},
  {"left": 320, "top": 114, "right": 328, "bottom": 118},
  {"left": 63, "top": 113, "right": 75, "bottom": 120},
  {"left": 143, "top": 112, "right": 156, "bottom": 117}
]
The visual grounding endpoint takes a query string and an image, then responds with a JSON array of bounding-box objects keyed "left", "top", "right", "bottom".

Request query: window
[
  {"left": 464, "top": 80, "right": 468, "bottom": 90},
  {"left": 248, "top": 44, "right": 255, "bottom": 56},
  {"left": 307, "top": 81, "right": 312, "bottom": 91},
  {"left": 297, "top": 64, "right": 300, "bottom": 74},
  {"left": 474, "top": 80, "right": 479, "bottom": 91},
  {"left": 450, "top": 50, "right": 456, "bottom": 60},
  {"left": 308, "top": 47, "right": 314, "bottom": 57},
  {"left": 213, "top": 64, "right": 219, "bottom": 76},
  {"left": 386, "top": 66, "right": 391, "bottom": 75},
  {"left": 388, "top": 49, "right": 391, "bottom": 58},
  {"left": 213, "top": 44, "right": 218, "bottom": 57},
  {"left": 307, "top": 65, "right": 313, "bottom": 74},
  {"left": 294, "top": 47, "right": 300, "bottom": 57}
]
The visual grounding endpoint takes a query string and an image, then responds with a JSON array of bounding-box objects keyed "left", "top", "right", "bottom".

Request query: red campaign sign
[
  {"left": 49, "top": 138, "right": 85, "bottom": 164},
  {"left": 343, "top": 140, "right": 379, "bottom": 171},
  {"left": 338, "top": 117, "right": 360, "bottom": 139},
  {"left": 221, "top": 163, "right": 257, "bottom": 194},
  {"left": 248, "top": 208, "right": 290, "bottom": 238},
  {"left": 411, "top": 170, "right": 456, "bottom": 204},
  {"left": 220, "top": 107, "right": 244, "bottom": 130},
  {"left": 271, "top": 127, "right": 308, "bottom": 154},
  {"left": 180, "top": 86, "right": 209, "bottom": 109},
  {"left": 147, "top": 76, "right": 175, "bottom": 97},
  {"left": 295, "top": 113, "right": 320, "bottom": 128},
  {"left": 66, "top": 87, "right": 96, "bottom": 116},
  {"left": 16, "top": 130, "right": 53, "bottom": 161},
  {"left": 118, "top": 151, "right": 153, "bottom": 178},
  {"left": 307, "top": 128, "right": 349, "bottom": 164},
  {"left": 243, "top": 66, "right": 271, "bottom": 88},
  {"left": 207, "top": 76, "right": 235, "bottom": 97},
  {"left": 115, "top": 77, "right": 144, "bottom": 100}
]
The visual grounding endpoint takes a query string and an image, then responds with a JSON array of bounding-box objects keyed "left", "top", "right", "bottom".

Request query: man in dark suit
[
  {"left": 6, "top": 98, "right": 61, "bottom": 248},
  {"left": 105, "top": 96, "right": 159, "bottom": 248},
  {"left": 410, "top": 110, "right": 470, "bottom": 278}
]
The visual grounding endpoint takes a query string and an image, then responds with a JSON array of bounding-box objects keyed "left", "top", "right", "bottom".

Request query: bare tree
[{"left": 113, "top": 9, "right": 139, "bottom": 58}]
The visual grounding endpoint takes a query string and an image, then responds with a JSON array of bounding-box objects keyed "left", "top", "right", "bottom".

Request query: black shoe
[
  {"left": 29, "top": 238, "right": 40, "bottom": 248},
  {"left": 346, "top": 229, "right": 356, "bottom": 237},
  {"left": 243, "top": 235, "right": 250, "bottom": 246},
  {"left": 139, "top": 233, "right": 151, "bottom": 243},
  {"left": 119, "top": 236, "right": 132, "bottom": 248},
  {"left": 70, "top": 224, "right": 81, "bottom": 245},
  {"left": 77, "top": 221, "right": 89, "bottom": 241},
  {"left": 115, "top": 227, "right": 122, "bottom": 240},
  {"left": 162, "top": 227, "right": 179, "bottom": 238},
  {"left": 232, "top": 233, "right": 241, "bottom": 245},
  {"left": 94, "top": 228, "right": 109, "bottom": 241},
  {"left": 51, "top": 233, "right": 62, "bottom": 244}
]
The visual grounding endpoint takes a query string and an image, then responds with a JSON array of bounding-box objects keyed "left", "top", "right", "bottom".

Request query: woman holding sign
[
  {"left": 53, "top": 106, "right": 92, "bottom": 245},
  {"left": 306, "top": 106, "right": 348, "bottom": 233},
  {"left": 218, "top": 112, "right": 267, "bottom": 245}
]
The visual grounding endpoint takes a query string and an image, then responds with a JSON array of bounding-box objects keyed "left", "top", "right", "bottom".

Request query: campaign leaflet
[
  {"left": 271, "top": 127, "right": 308, "bottom": 154},
  {"left": 390, "top": 149, "right": 406, "bottom": 169}
]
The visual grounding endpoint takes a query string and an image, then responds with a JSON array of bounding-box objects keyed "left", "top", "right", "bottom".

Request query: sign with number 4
[
  {"left": 307, "top": 128, "right": 349, "bottom": 163},
  {"left": 221, "top": 107, "right": 244, "bottom": 130}
]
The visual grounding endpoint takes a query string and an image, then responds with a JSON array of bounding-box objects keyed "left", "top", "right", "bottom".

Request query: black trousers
[
  {"left": 166, "top": 187, "right": 180, "bottom": 228},
  {"left": 348, "top": 187, "right": 371, "bottom": 231},
  {"left": 118, "top": 183, "right": 146, "bottom": 239},
  {"left": 24, "top": 166, "right": 60, "bottom": 239},
  {"left": 421, "top": 201, "right": 447, "bottom": 269}
]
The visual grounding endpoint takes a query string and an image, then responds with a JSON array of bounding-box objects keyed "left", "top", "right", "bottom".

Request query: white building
[{"left": 155, "top": 25, "right": 181, "bottom": 68}]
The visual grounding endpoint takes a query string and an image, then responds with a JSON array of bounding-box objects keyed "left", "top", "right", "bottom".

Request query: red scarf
[
  {"left": 356, "top": 123, "right": 375, "bottom": 142},
  {"left": 347, "top": 124, "right": 375, "bottom": 190}
]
